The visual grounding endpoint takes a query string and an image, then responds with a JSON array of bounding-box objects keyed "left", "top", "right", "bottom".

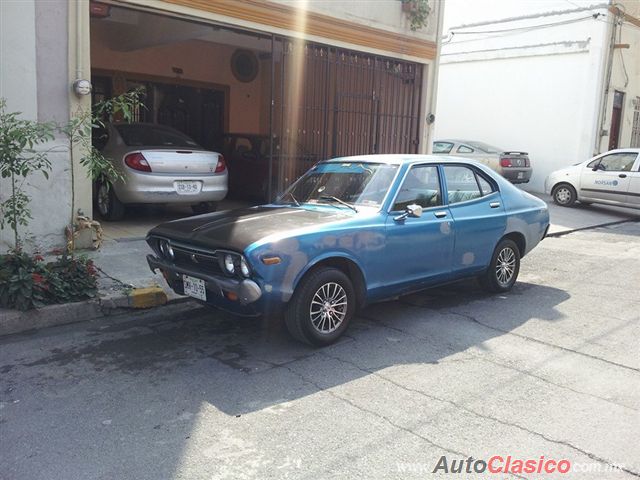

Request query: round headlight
[
  {"left": 224, "top": 254, "right": 235, "bottom": 274},
  {"left": 159, "top": 240, "right": 174, "bottom": 260},
  {"left": 240, "top": 257, "right": 250, "bottom": 277}
]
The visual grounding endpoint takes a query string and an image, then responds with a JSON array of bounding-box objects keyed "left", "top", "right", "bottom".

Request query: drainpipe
[
  {"left": 75, "top": 0, "right": 83, "bottom": 80},
  {"left": 594, "top": 4, "right": 619, "bottom": 154},
  {"left": 422, "top": 0, "right": 446, "bottom": 153}
]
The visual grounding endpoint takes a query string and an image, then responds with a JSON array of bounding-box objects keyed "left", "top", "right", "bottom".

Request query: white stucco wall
[
  {"left": 435, "top": 0, "right": 612, "bottom": 192},
  {"left": 0, "top": 0, "right": 72, "bottom": 253}
]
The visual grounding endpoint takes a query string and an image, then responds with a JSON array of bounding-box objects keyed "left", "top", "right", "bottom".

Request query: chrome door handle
[
  {"left": 490, "top": 202, "right": 501, "bottom": 208},
  {"left": 434, "top": 211, "right": 448, "bottom": 218}
]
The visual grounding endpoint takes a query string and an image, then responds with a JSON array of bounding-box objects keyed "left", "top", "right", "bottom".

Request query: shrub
[{"left": 0, "top": 250, "right": 98, "bottom": 311}]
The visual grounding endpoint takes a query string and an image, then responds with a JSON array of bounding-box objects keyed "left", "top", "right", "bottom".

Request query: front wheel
[
  {"left": 285, "top": 267, "right": 355, "bottom": 346},
  {"left": 552, "top": 183, "right": 577, "bottom": 207},
  {"left": 480, "top": 239, "right": 521, "bottom": 293}
]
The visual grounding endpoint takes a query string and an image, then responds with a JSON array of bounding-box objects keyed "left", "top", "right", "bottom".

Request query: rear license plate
[
  {"left": 175, "top": 181, "right": 202, "bottom": 195},
  {"left": 518, "top": 172, "right": 524, "bottom": 179},
  {"left": 183, "top": 275, "right": 206, "bottom": 301}
]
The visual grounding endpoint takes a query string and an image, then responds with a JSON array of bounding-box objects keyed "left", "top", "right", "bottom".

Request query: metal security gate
[{"left": 270, "top": 38, "right": 423, "bottom": 196}]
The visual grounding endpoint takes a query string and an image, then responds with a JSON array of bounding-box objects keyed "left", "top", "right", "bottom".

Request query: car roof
[{"left": 322, "top": 154, "right": 486, "bottom": 166}]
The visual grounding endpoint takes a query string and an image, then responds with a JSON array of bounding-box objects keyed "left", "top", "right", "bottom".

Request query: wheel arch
[
  {"left": 501, "top": 231, "right": 526, "bottom": 258},
  {"left": 293, "top": 254, "right": 367, "bottom": 309}
]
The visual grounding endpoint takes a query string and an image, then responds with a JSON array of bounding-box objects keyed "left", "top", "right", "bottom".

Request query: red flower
[
  {"left": 31, "top": 273, "right": 45, "bottom": 284},
  {"left": 34, "top": 254, "right": 45, "bottom": 262}
]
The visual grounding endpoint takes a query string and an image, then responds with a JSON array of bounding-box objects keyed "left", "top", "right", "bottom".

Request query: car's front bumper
[
  {"left": 147, "top": 254, "right": 263, "bottom": 315},
  {"left": 501, "top": 167, "right": 532, "bottom": 184}
]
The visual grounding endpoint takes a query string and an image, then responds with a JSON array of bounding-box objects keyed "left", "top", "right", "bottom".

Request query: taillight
[
  {"left": 524, "top": 157, "right": 530, "bottom": 167},
  {"left": 215, "top": 154, "right": 226, "bottom": 173},
  {"left": 124, "top": 152, "right": 152, "bottom": 172},
  {"left": 500, "top": 157, "right": 512, "bottom": 168}
]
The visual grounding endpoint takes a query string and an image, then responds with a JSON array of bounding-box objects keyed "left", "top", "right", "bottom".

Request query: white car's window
[
  {"left": 393, "top": 165, "right": 442, "bottom": 211},
  {"left": 457, "top": 145, "right": 474, "bottom": 154},
  {"left": 444, "top": 165, "right": 482, "bottom": 204},
  {"left": 433, "top": 142, "right": 454, "bottom": 154},
  {"left": 592, "top": 153, "right": 638, "bottom": 172}
]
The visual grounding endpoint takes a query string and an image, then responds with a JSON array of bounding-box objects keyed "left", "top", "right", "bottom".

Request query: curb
[{"left": 0, "top": 286, "right": 178, "bottom": 337}]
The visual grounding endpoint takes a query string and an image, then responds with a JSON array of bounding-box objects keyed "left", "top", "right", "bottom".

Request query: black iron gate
[{"left": 270, "top": 38, "right": 424, "bottom": 197}]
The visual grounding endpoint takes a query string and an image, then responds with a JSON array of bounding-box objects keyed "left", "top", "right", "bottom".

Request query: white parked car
[{"left": 545, "top": 148, "right": 640, "bottom": 208}]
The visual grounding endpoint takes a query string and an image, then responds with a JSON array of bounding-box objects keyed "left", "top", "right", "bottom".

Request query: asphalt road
[{"left": 1, "top": 222, "right": 639, "bottom": 480}]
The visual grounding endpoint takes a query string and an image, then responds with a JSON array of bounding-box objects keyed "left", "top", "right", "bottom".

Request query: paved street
[{"left": 2, "top": 221, "right": 639, "bottom": 480}]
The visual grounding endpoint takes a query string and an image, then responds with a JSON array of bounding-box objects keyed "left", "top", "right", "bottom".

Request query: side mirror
[
  {"left": 406, "top": 204, "right": 423, "bottom": 218},
  {"left": 394, "top": 203, "right": 423, "bottom": 222}
]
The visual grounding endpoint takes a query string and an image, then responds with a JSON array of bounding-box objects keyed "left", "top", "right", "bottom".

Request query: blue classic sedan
[{"left": 147, "top": 155, "right": 549, "bottom": 346}]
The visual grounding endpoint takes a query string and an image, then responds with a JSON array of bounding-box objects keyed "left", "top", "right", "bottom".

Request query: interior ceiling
[{"left": 91, "top": 7, "right": 271, "bottom": 53}]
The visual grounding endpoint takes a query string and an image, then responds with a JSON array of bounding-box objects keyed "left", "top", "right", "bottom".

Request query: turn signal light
[
  {"left": 124, "top": 152, "right": 152, "bottom": 172},
  {"left": 226, "top": 291, "right": 238, "bottom": 301},
  {"left": 215, "top": 155, "right": 226, "bottom": 173},
  {"left": 262, "top": 256, "right": 281, "bottom": 265}
]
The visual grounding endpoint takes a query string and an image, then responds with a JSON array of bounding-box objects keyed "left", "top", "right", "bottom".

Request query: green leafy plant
[
  {"left": 60, "top": 89, "right": 143, "bottom": 251},
  {"left": 401, "top": 0, "right": 431, "bottom": 31},
  {"left": 0, "top": 250, "right": 98, "bottom": 310},
  {"left": 0, "top": 99, "right": 55, "bottom": 249}
]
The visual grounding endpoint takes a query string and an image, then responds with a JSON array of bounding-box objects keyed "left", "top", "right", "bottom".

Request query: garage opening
[{"left": 90, "top": 4, "right": 423, "bottom": 239}]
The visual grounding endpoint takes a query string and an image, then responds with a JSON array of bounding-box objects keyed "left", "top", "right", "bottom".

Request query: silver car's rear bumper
[
  {"left": 501, "top": 167, "right": 532, "bottom": 184},
  {"left": 115, "top": 170, "right": 228, "bottom": 204}
]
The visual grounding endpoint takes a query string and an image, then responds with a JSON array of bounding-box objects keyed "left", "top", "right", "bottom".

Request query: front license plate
[
  {"left": 517, "top": 172, "right": 524, "bottom": 179},
  {"left": 183, "top": 275, "right": 206, "bottom": 301},
  {"left": 175, "top": 181, "right": 202, "bottom": 195}
]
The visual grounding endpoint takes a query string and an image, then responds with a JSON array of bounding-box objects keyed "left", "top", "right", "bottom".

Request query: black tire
[
  {"left": 191, "top": 202, "right": 217, "bottom": 215},
  {"left": 552, "top": 183, "right": 577, "bottom": 207},
  {"left": 284, "top": 267, "right": 356, "bottom": 346},
  {"left": 96, "top": 181, "right": 125, "bottom": 221},
  {"left": 479, "top": 239, "right": 521, "bottom": 293}
]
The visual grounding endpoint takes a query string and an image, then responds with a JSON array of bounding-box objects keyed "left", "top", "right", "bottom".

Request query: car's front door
[
  {"left": 624, "top": 154, "right": 640, "bottom": 207},
  {"left": 442, "top": 164, "right": 507, "bottom": 276},
  {"left": 383, "top": 164, "right": 454, "bottom": 295},
  {"left": 579, "top": 152, "right": 637, "bottom": 204}
]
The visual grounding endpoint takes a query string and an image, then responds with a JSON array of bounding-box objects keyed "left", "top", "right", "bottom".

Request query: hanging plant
[{"left": 401, "top": 0, "right": 431, "bottom": 31}]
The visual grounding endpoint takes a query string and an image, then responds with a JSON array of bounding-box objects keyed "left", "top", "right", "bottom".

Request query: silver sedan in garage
[{"left": 95, "top": 123, "right": 228, "bottom": 220}]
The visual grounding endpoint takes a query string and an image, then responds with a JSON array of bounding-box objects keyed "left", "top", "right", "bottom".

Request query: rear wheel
[
  {"left": 285, "top": 267, "right": 355, "bottom": 346},
  {"left": 552, "top": 183, "right": 576, "bottom": 207},
  {"left": 96, "top": 182, "right": 125, "bottom": 221},
  {"left": 191, "top": 202, "right": 217, "bottom": 215},
  {"left": 480, "top": 239, "right": 521, "bottom": 293}
]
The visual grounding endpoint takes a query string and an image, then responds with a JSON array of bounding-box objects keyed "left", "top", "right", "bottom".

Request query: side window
[
  {"left": 457, "top": 145, "right": 474, "bottom": 153},
  {"left": 433, "top": 142, "right": 453, "bottom": 154},
  {"left": 444, "top": 165, "right": 482, "bottom": 204},
  {"left": 587, "top": 158, "right": 600, "bottom": 168},
  {"left": 393, "top": 165, "right": 442, "bottom": 211},
  {"left": 597, "top": 153, "right": 638, "bottom": 171},
  {"left": 476, "top": 173, "right": 495, "bottom": 195}
]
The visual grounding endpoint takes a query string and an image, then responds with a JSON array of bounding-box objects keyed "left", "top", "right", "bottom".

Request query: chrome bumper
[{"left": 146, "top": 254, "right": 262, "bottom": 305}]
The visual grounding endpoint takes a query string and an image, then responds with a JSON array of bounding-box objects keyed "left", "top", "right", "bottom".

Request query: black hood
[{"left": 148, "top": 206, "right": 351, "bottom": 252}]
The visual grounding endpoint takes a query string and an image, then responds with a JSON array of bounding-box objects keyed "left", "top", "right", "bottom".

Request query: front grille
[{"left": 172, "top": 246, "right": 223, "bottom": 276}]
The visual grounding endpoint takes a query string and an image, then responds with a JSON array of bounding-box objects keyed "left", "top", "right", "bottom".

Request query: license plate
[
  {"left": 183, "top": 275, "right": 206, "bottom": 301},
  {"left": 518, "top": 172, "right": 524, "bottom": 179},
  {"left": 175, "top": 181, "right": 202, "bottom": 195}
]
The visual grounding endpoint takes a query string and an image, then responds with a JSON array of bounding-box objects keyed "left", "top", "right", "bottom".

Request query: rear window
[
  {"left": 115, "top": 124, "right": 200, "bottom": 148},
  {"left": 465, "top": 141, "right": 503, "bottom": 154}
]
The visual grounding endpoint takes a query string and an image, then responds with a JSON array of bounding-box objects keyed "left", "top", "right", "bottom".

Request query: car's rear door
[
  {"left": 579, "top": 152, "right": 637, "bottom": 204},
  {"left": 442, "top": 164, "right": 506, "bottom": 277},
  {"left": 383, "top": 164, "right": 454, "bottom": 294}
]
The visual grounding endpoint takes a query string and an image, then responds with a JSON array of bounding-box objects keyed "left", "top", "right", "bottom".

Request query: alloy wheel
[
  {"left": 309, "top": 282, "right": 348, "bottom": 334},
  {"left": 495, "top": 247, "right": 516, "bottom": 286}
]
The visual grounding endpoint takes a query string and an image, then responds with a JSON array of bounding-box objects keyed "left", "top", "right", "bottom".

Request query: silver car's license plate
[
  {"left": 517, "top": 172, "right": 524, "bottom": 179},
  {"left": 175, "top": 180, "right": 202, "bottom": 195},
  {"left": 183, "top": 275, "right": 206, "bottom": 301}
]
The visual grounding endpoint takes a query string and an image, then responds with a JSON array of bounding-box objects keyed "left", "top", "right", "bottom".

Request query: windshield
[
  {"left": 115, "top": 124, "right": 201, "bottom": 148},
  {"left": 464, "top": 141, "right": 503, "bottom": 154},
  {"left": 277, "top": 162, "right": 399, "bottom": 208}
]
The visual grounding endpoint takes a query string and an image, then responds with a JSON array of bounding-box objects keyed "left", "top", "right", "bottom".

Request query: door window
[
  {"left": 393, "top": 165, "right": 442, "bottom": 211},
  {"left": 443, "top": 165, "right": 483, "bottom": 204},
  {"left": 593, "top": 153, "right": 638, "bottom": 172}
]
